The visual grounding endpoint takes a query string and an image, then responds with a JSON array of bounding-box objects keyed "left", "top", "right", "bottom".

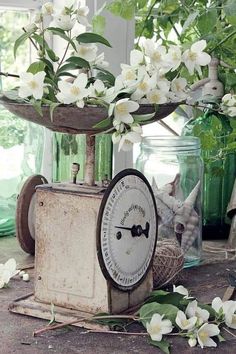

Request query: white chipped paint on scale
[{"left": 101, "top": 174, "right": 157, "bottom": 288}]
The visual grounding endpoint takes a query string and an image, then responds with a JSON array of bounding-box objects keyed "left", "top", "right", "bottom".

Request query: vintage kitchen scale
[
  {"left": 10, "top": 167, "right": 158, "bottom": 326},
  {"left": 1, "top": 83, "right": 179, "bottom": 327}
]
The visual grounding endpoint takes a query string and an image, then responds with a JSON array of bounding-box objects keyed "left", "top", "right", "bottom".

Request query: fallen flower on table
[
  {"left": 146, "top": 313, "right": 173, "bottom": 342},
  {"left": 0, "top": 258, "right": 19, "bottom": 288},
  {"left": 32, "top": 285, "right": 236, "bottom": 354},
  {"left": 197, "top": 323, "right": 220, "bottom": 348}
]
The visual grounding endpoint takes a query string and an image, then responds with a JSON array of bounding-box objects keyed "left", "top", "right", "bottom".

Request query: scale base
[{"left": 9, "top": 293, "right": 109, "bottom": 331}]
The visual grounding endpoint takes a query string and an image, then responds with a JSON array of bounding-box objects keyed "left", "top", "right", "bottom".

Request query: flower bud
[
  {"left": 42, "top": 2, "right": 54, "bottom": 16},
  {"left": 24, "top": 23, "right": 37, "bottom": 33},
  {"left": 22, "top": 273, "right": 30, "bottom": 282},
  {"left": 188, "top": 338, "right": 197, "bottom": 347}
]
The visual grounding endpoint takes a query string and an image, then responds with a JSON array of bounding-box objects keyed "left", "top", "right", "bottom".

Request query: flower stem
[
  {"left": 210, "top": 30, "right": 236, "bottom": 54},
  {"left": 84, "top": 134, "right": 96, "bottom": 186},
  {"left": 22, "top": 27, "right": 38, "bottom": 51}
]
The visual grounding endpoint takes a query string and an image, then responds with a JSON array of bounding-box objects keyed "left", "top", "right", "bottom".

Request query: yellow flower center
[
  {"left": 139, "top": 81, "right": 148, "bottom": 91},
  {"left": 151, "top": 324, "right": 161, "bottom": 333},
  {"left": 150, "top": 93, "right": 160, "bottom": 103},
  {"left": 199, "top": 331, "right": 208, "bottom": 341},
  {"left": 125, "top": 71, "right": 135, "bottom": 81},
  {"left": 70, "top": 86, "right": 80, "bottom": 96},
  {"left": 181, "top": 319, "right": 189, "bottom": 327},
  {"left": 188, "top": 51, "right": 197, "bottom": 61},
  {"left": 29, "top": 80, "right": 38, "bottom": 90},
  {"left": 172, "top": 52, "right": 179, "bottom": 60},
  {"left": 79, "top": 47, "right": 90, "bottom": 56},
  {"left": 116, "top": 103, "right": 128, "bottom": 114},
  {"left": 152, "top": 51, "right": 161, "bottom": 62}
]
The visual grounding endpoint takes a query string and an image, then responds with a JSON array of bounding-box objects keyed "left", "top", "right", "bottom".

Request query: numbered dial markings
[{"left": 98, "top": 170, "right": 157, "bottom": 290}]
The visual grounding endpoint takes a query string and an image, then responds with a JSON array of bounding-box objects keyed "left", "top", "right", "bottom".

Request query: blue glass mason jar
[{"left": 136, "top": 136, "right": 203, "bottom": 267}]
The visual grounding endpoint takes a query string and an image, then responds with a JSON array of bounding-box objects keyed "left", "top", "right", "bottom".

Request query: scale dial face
[{"left": 97, "top": 169, "right": 158, "bottom": 291}]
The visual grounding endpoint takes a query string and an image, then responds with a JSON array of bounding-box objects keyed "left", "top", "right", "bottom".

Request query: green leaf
[
  {"left": 139, "top": 302, "right": 178, "bottom": 326},
  {"left": 133, "top": 112, "right": 155, "bottom": 123},
  {"left": 149, "top": 339, "right": 170, "bottom": 354},
  {"left": 96, "top": 71, "right": 115, "bottom": 86},
  {"left": 92, "top": 15, "right": 106, "bottom": 35},
  {"left": 146, "top": 291, "right": 185, "bottom": 308},
  {"left": 181, "top": 11, "right": 199, "bottom": 34},
  {"left": 14, "top": 31, "right": 32, "bottom": 58},
  {"left": 49, "top": 102, "right": 60, "bottom": 121},
  {"left": 218, "top": 334, "right": 226, "bottom": 342},
  {"left": 47, "top": 27, "right": 77, "bottom": 51},
  {"left": 198, "top": 9, "right": 217, "bottom": 35},
  {"left": 224, "top": 0, "right": 236, "bottom": 25},
  {"left": 46, "top": 48, "right": 59, "bottom": 62},
  {"left": 76, "top": 32, "right": 112, "bottom": 47},
  {"left": 66, "top": 56, "right": 90, "bottom": 69},
  {"left": 30, "top": 99, "right": 43, "bottom": 117},
  {"left": 93, "top": 117, "right": 111, "bottom": 129},
  {"left": 27, "top": 61, "right": 46, "bottom": 74},
  {"left": 56, "top": 62, "right": 83, "bottom": 76},
  {"left": 106, "top": 0, "right": 136, "bottom": 20}
]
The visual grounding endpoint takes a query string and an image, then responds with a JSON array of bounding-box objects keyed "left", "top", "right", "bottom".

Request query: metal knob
[{"left": 71, "top": 163, "right": 80, "bottom": 184}]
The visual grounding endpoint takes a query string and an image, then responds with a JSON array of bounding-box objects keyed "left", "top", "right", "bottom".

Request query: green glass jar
[
  {"left": 136, "top": 136, "right": 203, "bottom": 267},
  {"left": 53, "top": 133, "right": 112, "bottom": 183},
  {"left": 182, "top": 110, "right": 236, "bottom": 239}
]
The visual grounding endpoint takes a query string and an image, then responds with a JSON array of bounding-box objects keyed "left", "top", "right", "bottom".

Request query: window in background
[{"left": 0, "top": 7, "right": 44, "bottom": 237}]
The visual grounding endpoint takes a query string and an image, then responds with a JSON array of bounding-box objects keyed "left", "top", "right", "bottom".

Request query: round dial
[{"left": 97, "top": 169, "right": 157, "bottom": 291}]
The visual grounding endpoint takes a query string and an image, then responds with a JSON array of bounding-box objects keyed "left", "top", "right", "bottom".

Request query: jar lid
[{"left": 141, "top": 136, "right": 201, "bottom": 152}]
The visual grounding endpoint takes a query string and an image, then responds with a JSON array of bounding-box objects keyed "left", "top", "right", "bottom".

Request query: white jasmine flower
[
  {"left": 175, "top": 310, "right": 197, "bottom": 330},
  {"left": 130, "top": 49, "right": 144, "bottom": 67},
  {"left": 212, "top": 297, "right": 236, "bottom": 317},
  {"left": 75, "top": 43, "right": 98, "bottom": 62},
  {"left": 147, "top": 88, "right": 167, "bottom": 104},
  {"left": 114, "top": 98, "right": 139, "bottom": 124},
  {"left": 186, "top": 300, "right": 210, "bottom": 325},
  {"left": 24, "top": 23, "right": 37, "bottom": 32},
  {"left": 173, "top": 285, "right": 189, "bottom": 297},
  {"left": 169, "top": 77, "right": 188, "bottom": 101},
  {"left": 112, "top": 131, "right": 121, "bottom": 144},
  {"left": 94, "top": 52, "right": 109, "bottom": 68},
  {"left": 0, "top": 258, "right": 19, "bottom": 288},
  {"left": 18, "top": 71, "right": 46, "bottom": 100},
  {"left": 42, "top": 2, "right": 54, "bottom": 16},
  {"left": 131, "top": 123, "right": 142, "bottom": 134},
  {"left": 146, "top": 313, "right": 173, "bottom": 342},
  {"left": 90, "top": 80, "right": 106, "bottom": 97},
  {"left": 182, "top": 40, "right": 211, "bottom": 75},
  {"left": 131, "top": 72, "right": 157, "bottom": 101},
  {"left": 113, "top": 119, "right": 125, "bottom": 133},
  {"left": 157, "top": 79, "right": 170, "bottom": 93},
  {"left": 142, "top": 39, "right": 166, "bottom": 70},
  {"left": 165, "top": 45, "right": 182, "bottom": 72},
  {"left": 77, "top": 3, "right": 90, "bottom": 26},
  {"left": 225, "top": 311, "right": 236, "bottom": 329},
  {"left": 120, "top": 65, "right": 137, "bottom": 86},
  {"left": 53, "top": 14, "right": 75, "bottom": 31},
  {"left": 227, "top": 106, "right": 236, "bottom": 117},
  {"left": 197, "top": 323, "right": 220, "bottom": 348},
  {"left": 33, "top": 10, "right": 43, "bottom": 24},
  {"left": 56, "top": 73, "right": 89, "bottom": 107},
  {"left": 118, "top": 131, "right": 142, "bottom": 151},
  {"left": 188, "top": 338, "right": 197, "bottom": 347},
  {"left": 89, "top": 80, "right": 116, "bottom": 103},
  {"left": 222, "top": 93, "right": 236, "bottom": 106}
]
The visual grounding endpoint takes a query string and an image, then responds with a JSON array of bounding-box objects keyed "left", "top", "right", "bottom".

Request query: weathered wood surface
[{"left": 0, "top": 237, "right": 236, "bottom": 353}]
